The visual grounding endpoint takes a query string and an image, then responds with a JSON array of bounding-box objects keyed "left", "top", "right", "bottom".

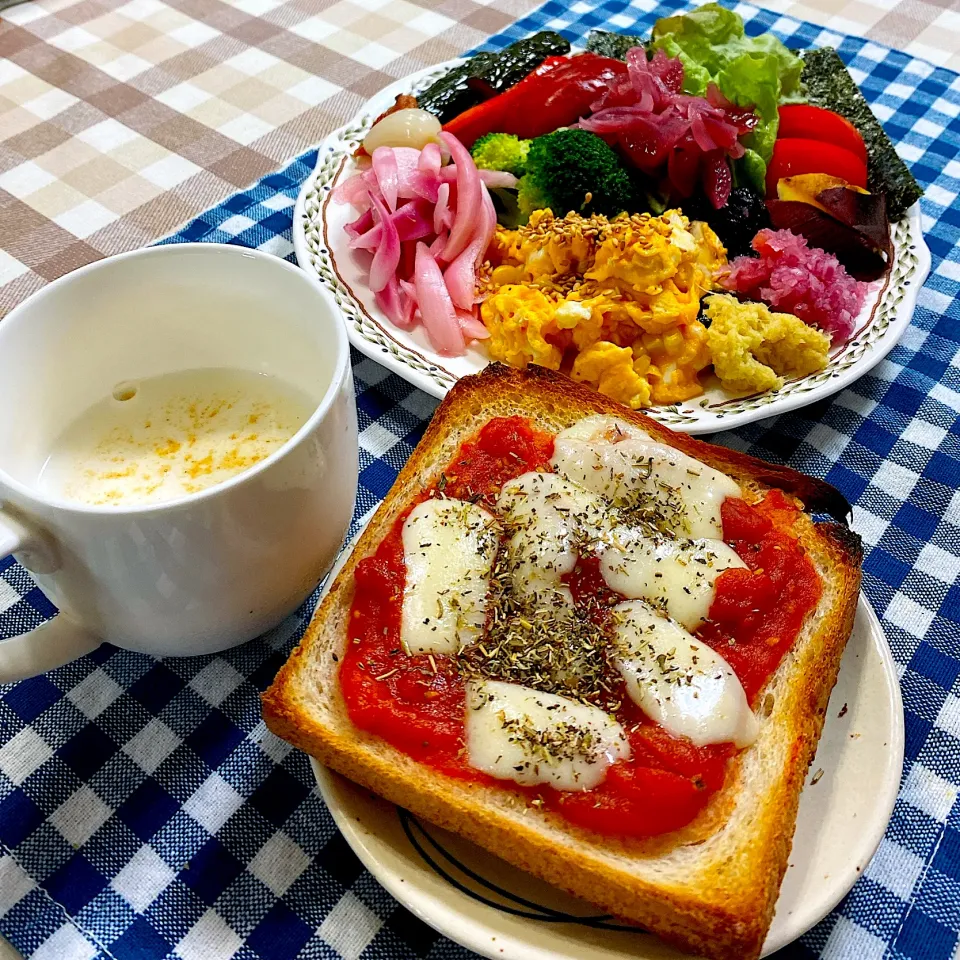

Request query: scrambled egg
[
  {"left": 481, "top": 209, "right": 724, "bottom": 409},
  {"left": 481, "top": 285, "right": 564, "bottom": 370},
  {"left": 703, "top": 294, "right": 831, "bottom": 395},
  {"left": 572, "top": 342, "right": 652, "bottom": 408}
]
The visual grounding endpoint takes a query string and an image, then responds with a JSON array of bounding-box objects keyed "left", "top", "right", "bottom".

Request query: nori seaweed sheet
[
  {"left": 801, "top": 47, "right": 922, "bottom": 220},
  {"left": 417, "top": 31, "right": 570, "bottom": 124},
  {"left": 585, "top": 30, "right": 648, "bottom": 60}
]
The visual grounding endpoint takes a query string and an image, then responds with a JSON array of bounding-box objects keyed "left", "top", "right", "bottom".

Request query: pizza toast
[{"left": 263, "top": 364, "right": 862, "bottom": 960}]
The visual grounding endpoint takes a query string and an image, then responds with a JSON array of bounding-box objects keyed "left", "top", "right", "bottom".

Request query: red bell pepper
[{"left": 442, "top": 53, "right": 628, "bottom": 148}]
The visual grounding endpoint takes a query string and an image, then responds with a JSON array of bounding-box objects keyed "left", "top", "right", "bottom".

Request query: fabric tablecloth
[{"left": 1, "top": 0, "right": 960, "bottom": 958}]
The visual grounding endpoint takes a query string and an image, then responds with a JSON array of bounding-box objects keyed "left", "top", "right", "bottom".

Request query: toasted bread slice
[{"left": 263, "top": 364, "right": 862, "bottom": 960}]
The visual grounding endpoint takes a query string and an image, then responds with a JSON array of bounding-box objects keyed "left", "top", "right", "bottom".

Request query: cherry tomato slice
[
  {"left": 765, "top": 138, "right": 868, "bottom": 196},
  {"left": 777, "top": 104, "right": 868, "bottom": 165}
]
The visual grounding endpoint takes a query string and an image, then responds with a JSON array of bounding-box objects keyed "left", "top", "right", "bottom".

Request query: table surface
[
  {"left": 1, "top": 0, "right": 959, "bottom": 959},
  {"left": 1, "top": 0, "right": 960, "bottom": 319}
]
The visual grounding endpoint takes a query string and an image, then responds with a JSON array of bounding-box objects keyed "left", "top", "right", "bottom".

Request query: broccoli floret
[
  {"left": 517, "top": 129, "right": 635, "bottom": 220},
  {"left": 471, "top": 132, "right": 531, "bottom": 177},
  {"left": 516, "top": 176, "right": 548, "bottom": 220}
]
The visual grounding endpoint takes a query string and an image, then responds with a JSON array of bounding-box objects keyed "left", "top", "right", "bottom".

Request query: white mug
[{"left": 0, "top": 243, "right": 358, "bottom": 682}]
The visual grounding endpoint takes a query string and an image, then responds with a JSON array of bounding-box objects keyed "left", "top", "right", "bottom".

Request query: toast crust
[{"left": 263, "top": 364, "right": 862, "bottom": 960}]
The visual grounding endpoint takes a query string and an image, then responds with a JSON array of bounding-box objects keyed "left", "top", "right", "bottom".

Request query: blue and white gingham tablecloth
[{"left": 1, "top": 1, "right": 959, "bottom": 957}]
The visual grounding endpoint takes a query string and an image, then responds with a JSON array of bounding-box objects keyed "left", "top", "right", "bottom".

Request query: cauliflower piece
[
  {"left": 703, "top": 294, "right": 831, "bottom": 395},
  {"left": 572, "top": 341, "right": 652, "bottom": 409},
  {"left": 481, "top": 285, "right": 563, "bottom": 370}
]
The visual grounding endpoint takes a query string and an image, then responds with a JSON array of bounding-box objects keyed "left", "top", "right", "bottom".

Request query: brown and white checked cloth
[
  {"left": 0, "top": 0, "right": 542, "bottom": 317},
  {"left": 0, "top": 0, "right": 959, "bottom": 321}
]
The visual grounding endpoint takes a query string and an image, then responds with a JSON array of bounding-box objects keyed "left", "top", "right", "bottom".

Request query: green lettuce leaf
[
  {"left": 651, "top": 4, "right": 743, "bottom": 74},
  {"left": 735, "top": 149, "right": 767, "bottom": 194},
  {"left": 650, "top": 3, "right": 804, "bottom": 164},
  {"left": 718, "top": 52, "right": 781, "bottom": 154},
  {"left": 654, "top": 36, "right": 710, "bottom": 96}
]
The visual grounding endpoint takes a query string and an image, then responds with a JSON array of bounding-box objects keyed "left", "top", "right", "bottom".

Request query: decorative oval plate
[
  {"left": 292, "top": 59, "right": 931, "bottom": 434},
  {"left": 309, "top": 528, "right": 904, "bottom": 960}
]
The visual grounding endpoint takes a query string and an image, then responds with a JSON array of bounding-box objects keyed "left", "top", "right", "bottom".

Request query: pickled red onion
[
  {"left": 344, "top": 208, "right": 373, "bottom": 240},
  {"left": 392, "top": 147, "right": 422, "bottom": 200},
  {"left": 375, "top": 276, "right": 410, "bottom": 329},
  {"left": 414, "top": 241, "right": 465, "bottom": 356},
  {"left": 439, "top": 131, "right": 481, "bottom": 262},
  {"left": 434, "top": 182, "right": 451, "bottom": 236},
  {"left": 580, "top": 47, "right": 755, "bottom": 208},
  {"left": 368, "top": 192, "right": 399, "bottom": 293},
  {"left": 444, "top": 188, "right": 495, "bottom": 311},
  {"left": 478, "top": 170, "right": 519, "bottom": 189},
  {"left": 457, "top": 310, "right": 490, "bottom": 340},
  {"left": 349, "top": 199, "right": 433, "bottom": 250},
  {"left": 333, "top": 134, "right": 494, "bottom": 356},
  {"left": 371, "top": 147, "right": 399, "bottom": 213},
  {"left": 332, "top": 173, "right": 371, "bottom": 209}
]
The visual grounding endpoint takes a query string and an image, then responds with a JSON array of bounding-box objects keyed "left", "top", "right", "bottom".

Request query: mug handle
[{"left": 0, "top": 512, "right": 101, "bottom": 683}]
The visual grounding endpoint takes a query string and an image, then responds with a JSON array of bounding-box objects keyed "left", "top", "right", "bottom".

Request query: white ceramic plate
[
  {"left": 293, "top": 58, "right": 931, "bottom": 435},
  {"left": 308, "top": 528, "right": 904, "bottom": 960}
]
